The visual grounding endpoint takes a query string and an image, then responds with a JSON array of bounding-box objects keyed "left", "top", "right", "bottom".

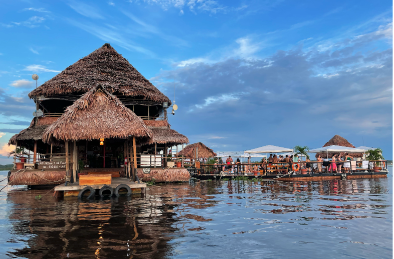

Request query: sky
[{"left": 0, "top": 0, "right": 392, "bottom": 164}]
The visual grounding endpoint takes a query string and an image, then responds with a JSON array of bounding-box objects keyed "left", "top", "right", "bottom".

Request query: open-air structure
[{"left": 8, "top": 43, "right": 189, "bottom": 186}]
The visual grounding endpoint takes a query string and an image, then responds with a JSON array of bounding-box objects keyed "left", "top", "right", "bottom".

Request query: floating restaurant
[{"left": 8, "top": 43, "right": 190, "bottom": 197}]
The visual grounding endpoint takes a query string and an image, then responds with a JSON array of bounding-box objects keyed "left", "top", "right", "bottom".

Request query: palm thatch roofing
[
  {"left": 177, "top": 142, "right": 216, "bottom": 159},
  {"left": 323, "top": 135, "right": 355, "bottom": 148},
  {"left": 140, "top": 125, "right": 189, "bottom": 146},
  {"left": 42, "top": 85, "right": 152, "bottom": 142},
  {"left": 28, "top": 43, "right": 170, "bottom": 104},
  {"left": 8, "top": 117, "right": 59, "bottom": 145}
]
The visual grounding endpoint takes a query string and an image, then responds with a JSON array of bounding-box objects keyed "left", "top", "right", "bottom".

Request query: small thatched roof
[
  {"left": 323, "top": 135, "right": 355, "bottom": 148},
  {"left": 8, "top": 117, "right": 59, "bottom": 145},
  {"left": 141, "top": 126, "right": 189, "bottom": 146},
  {"left": 29, "top": 43, "right": 170, "bottom": 104},
  {"left": 177, "top": 142, "right": 216, "bottom": 159},
  {"left": 42, "top": 85, "right": 152, "bottom": 142}
]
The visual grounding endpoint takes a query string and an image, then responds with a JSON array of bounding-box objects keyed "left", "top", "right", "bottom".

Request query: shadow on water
[{"left": 1, "top": 172, "right": 392, "bottom": 259}]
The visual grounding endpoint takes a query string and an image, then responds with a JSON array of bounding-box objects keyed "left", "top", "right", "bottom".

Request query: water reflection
[{"left": 3, "top": 176, "right": 392, "bottom": 259}]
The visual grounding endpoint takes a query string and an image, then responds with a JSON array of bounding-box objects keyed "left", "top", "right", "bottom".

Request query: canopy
[
  {"left": 309, "top": 145, "right": 366, "bottom": 153},
  {"left": 245, "top": 145, "right": 293, "bottom": 154},
  {"left": 282, "top": 152, "right": 306, "bottom": 157},
  {"left": 356, "top": 146, "right": 376, "bottom": 151},
  {"left": 216, "top": 151, "right": 266, "bottom": 158}
]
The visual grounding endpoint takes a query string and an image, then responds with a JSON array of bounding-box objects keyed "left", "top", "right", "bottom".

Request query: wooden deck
[{"left": 54, "top": 177, "right": 147, "bottom": 197}]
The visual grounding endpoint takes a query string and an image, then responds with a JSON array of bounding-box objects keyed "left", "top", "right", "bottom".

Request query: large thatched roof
[
  {"left": 177, "top": 142, "right": 216, "bottom": 159},
  {"left": 29, "top": 43, "right": 170, "bottom": 104},
  {"left": 323, "top": 135, "right": 355, "bottom": 148},
  {"left": 42, "top": 85, "right": 152, "bottom": 142}
]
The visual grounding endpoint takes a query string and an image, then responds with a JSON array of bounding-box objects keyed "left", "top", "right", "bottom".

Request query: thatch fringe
[
  {"left": 42, "top": 85, "right": 152, "bottom": 142},
  {"left": 177, "top": 142, "right": 216, "bottom": 159},
  {"left": 28, "top": 43, "right": 170, "bottom": 104},
  {"left": 141, "top": 126, "right": 189, "bottom": 146}
]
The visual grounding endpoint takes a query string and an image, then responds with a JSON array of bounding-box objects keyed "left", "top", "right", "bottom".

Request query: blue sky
[{"left": 0, "top": 0, "right": 392, "bottom": 163}]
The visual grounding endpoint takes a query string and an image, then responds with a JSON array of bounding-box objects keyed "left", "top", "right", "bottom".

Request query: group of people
[
  {"left": 214, "top": 152, "right": 356, "bottom": 175},
  {"left": 316, "top": 152, "right": 353, "bottom": 173}
]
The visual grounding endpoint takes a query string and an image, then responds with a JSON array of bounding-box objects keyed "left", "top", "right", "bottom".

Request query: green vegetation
[
  {"left": 146, "top": 178, "right": 156, "bottom": 186},
  {"left": 294, "top": 145, "right": 310, "bottom": 160},
  {"left": 0, "top": 164, "right": 13, "bottom": 170},
  {"left": 366, "top": 148, "right": 384, "bottom": 167}
]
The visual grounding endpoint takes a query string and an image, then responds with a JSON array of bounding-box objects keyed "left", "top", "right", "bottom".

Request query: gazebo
[
  {"left": 316, "top": 135, "right": 362, "bottom": 158},
  {"left": 43, "top": 85, "right": 152, "bottom": 182}
]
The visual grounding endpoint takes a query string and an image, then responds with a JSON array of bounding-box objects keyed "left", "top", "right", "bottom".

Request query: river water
[{"left": 0, "top": 169, "right": 392, "bottom": 258}]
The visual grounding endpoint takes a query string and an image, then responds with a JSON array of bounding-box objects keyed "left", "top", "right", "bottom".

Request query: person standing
[
  {"left": 317, "top": 155, "right": 323, "bottom": 173},
  {"left": 226, "top": 156, "right": 233, "bottom": 171}
]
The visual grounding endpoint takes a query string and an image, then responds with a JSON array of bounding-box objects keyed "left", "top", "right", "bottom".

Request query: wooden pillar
[
  {"left": 133, "top": 137, "right": 137, "bottom": 181},
  {"left": 50, "top": 143, "right": 53, "bottom": 162},
  {"left": 182, "top": 144, "right": 184, "bottom": 168},
  {"left": 33, "top": 140, "right": 37, "bottom": 164},
  {"left": 14, "top": 143, "right": 17, "bottom": 167},
  {"left": 126, "top": 140, "right": 130, "bottom": 178},
  {"left": 73, "top": 141, "right": 77, "bottom": 182},
  {"left": 103, "top": 142, "right": 106, "bottom": 168},
  {"left": 65, "top": 141, "right": 70, "bottom": 182},
  {"left": 164, "top": 144, "right": 167, "bottom": 168},
  {"left": 154, "top": 143, "right": 157, "bottom": 168}
]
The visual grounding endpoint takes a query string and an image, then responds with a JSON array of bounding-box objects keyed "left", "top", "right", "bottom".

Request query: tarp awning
[
  {"left": 309, "top": 145, "right": 366, "bottom": 153},
  {"left": 245, "top": 145, "right": 293, "bottom": 154}
]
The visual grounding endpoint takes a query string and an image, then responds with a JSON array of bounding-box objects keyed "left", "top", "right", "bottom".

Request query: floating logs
[
  {"left": 136, "top": 168, "right": 190, "bottom": 183},
  {"left": 8, "top": 170, "right": 66, "bottom": 186}
]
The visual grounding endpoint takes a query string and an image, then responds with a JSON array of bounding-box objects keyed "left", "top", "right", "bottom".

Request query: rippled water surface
[{"left": 0, "top": 169, "right": 392, "bottom": 258}]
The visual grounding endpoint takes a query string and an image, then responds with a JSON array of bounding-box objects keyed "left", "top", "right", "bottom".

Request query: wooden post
[
  {"left": 50, "top": 143, "right": 53, "bottom": 162},
  {"left": 103, "top": 141, "right": 106, "bottom": 168},
  {"left": 33, "top": 140, "right": 37, "bottom": 164},
  {"left": 182, "top": 144, "right": 184, "bottom": 168},
  {"left": 133, "top": 137, "right": 137, "bottom": 181},
  {"left": 73, "top": 141, "right": 77, "bottom": 182},
  {"left": 154, "top": 143, "right": 157, "bottom": 168},
  {"left": 65, "top": 141, "right": 70, "bottom": 182},
  {"left": 147, "top": 106, "right": 150, "bottom": 120},
  {"left": 14, "top": 143, "right": 17, "bottom": 168},
  {"left": 126, "top": 140, "right": 130, "bottom": 178},
  {"left": 164, "top": 144, "right": 167, "bottom": 168}
]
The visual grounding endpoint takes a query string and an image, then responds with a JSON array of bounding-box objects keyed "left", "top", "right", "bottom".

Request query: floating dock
[{"left": 54, "top": 177, "right": 146, "bottom": 198}]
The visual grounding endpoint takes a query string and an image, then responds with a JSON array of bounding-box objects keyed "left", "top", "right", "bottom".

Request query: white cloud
[
  {"left": 68, "top": 1, "right": 104, "bottom": 19},
  {"left": 108, "top": 1, "right": 115, "bottom": 6},
  {"left": 29, "top": 47, "right": 39, "bottom": 54},
  {"left": 1, "top": 16, "right": 46, "bottom": 28},
  {"left": 23, "top": 7, "right": 50, "bottom": 13},
  {"left": 0, "top": 144, "right": 15, "bottom": 157},
  {"left": 24, "top": 64, "right": 60, "bottom": 73},
  {"left": 129, "top": 0, "right": 225, "bottom": 14},
  {"left": 10, "top": 79, "right": 33, "bottom": 88},
  {"left": 0, "top": 133, "right": 5, "bottom": 138}
]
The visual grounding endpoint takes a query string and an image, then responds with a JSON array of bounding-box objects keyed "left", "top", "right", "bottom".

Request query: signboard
[
  {"left": 38, "top": 161, "right": 66, "bottom": 170},
  {"left": 142, "top": 168, "right": 151, "bottom": 174},
  {"left": 33, "top": 109, "right": 43, "bottom": 117}
]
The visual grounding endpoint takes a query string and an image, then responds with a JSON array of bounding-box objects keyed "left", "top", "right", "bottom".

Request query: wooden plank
[
  {"left": 86, "top": 171, "right": 120, "bottom": 177},
  {"left": 55, "top": 182, "right": 147, "bottom": 191},
  {"left": 64, "top": 190, "right": 80, "bottom": 197},
  {"left": 79, "top": 174, "right": 112, "bottom": 185}
]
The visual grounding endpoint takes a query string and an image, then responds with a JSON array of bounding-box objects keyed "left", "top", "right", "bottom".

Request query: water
[{"left": 0, "top": 169, "right": 392, "bottom": 258}]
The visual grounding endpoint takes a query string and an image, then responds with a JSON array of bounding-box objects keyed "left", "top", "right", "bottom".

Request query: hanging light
[{"left": 100, "top": 138, "right": 104, "bottom": 145}]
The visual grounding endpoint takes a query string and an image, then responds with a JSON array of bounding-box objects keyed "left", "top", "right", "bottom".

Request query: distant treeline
[{"left": 0, "top": 164, "right": 13, "bottom": 170}]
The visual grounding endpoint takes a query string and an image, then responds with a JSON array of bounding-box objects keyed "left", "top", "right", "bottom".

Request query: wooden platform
[{"left": 54, "top": 177, "right": 146, "bottom": 197}]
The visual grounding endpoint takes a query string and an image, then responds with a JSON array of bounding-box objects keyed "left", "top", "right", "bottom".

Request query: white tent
[
  {"left": 245, "top": 145, "right": 293, "bottom": 154},
  {"left": 309, "top": 145, "right": 366, "bottom": 159},
  {"left": 356, "top": 146, "right": 376, "bottom": 151},
  {"left": 309, "top": 145, "right": 366, "bottom": 153}
]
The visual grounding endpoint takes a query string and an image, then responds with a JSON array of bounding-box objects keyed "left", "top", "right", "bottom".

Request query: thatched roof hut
[
  {"left": 323, "top": 135, "right": 355, "bottom": 148},
  {"left": 316, "top": 135, "right": 362, "bottom": 158},
  {"left": 177, "top": 142, "right": 216, "bottom": 159},
  {"left": 28, "top": 43, "right": 170, "bottom": 104},
  {"left": 42, "top": 85, "right": 152, "bottom": 142}
]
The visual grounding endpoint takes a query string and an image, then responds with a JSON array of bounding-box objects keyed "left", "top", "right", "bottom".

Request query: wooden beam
[
  {"left": 133, "top": 137, "right": 137, "bottom": 169},
  {"left": 154, "top": 143, "right": 157, "bottom": 168},
  {"left": 73, "top": 141, "right": 77, "bottom": 182},
  {"left": 65, "top": 141, "right": 70, "bottom": 182},
  {"left": 50, "top": 143, "right": 53, "bottom": 162},
  {"left": 33, "top": 140, "right": 37, "bottom": 164}
]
